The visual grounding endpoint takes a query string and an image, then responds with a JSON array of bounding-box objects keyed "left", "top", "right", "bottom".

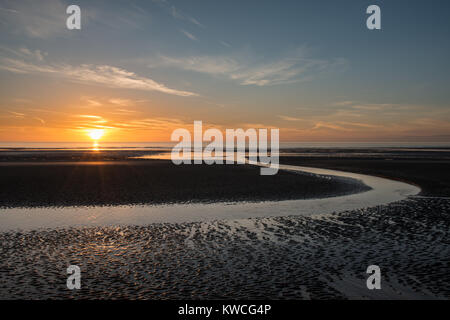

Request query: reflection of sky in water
[{"left": 131, "top": 151, "right": 276, "bottom": 162}]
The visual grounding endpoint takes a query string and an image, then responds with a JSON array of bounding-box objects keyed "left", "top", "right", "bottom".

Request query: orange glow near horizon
[{"left": 1, "top": 94, "right": 450, "bottom": 143}]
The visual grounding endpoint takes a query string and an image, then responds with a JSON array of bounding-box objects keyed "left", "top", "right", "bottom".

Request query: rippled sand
[{"left": 0, "top": 197, "right": 448, "bottom": 300}]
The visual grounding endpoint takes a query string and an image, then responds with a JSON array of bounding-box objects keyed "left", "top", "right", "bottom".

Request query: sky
[{"left": 0, "top": 0, "right": 449, "bottom": 143}]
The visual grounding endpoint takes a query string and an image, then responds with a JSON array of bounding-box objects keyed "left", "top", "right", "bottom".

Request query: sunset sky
[{"left": 0, "top": 0, "right": 449, "bottom": 143}]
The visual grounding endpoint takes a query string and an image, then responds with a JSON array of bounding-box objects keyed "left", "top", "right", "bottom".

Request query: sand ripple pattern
[{"left": 0, "top": 198, "right": 448, "bottom": 299}]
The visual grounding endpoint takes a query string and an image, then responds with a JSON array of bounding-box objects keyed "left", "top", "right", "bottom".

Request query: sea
[{"left": 1, "top": 141, "right": 450, "bottom": 151}]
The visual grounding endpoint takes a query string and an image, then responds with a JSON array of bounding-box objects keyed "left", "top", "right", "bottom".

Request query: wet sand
[
  {"left": 0, "top": 196, "right": 448, "bottom": 299},
  {"left": 0, "top": 160, "right": 369, "bottom": 208},
  {"left": 0, "top": 148, "right": 448, "bottom": 299}
]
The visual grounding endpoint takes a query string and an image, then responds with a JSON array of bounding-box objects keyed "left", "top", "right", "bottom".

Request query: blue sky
[{"left": 0, "top": 0, "right": 449, "bottom": 142}]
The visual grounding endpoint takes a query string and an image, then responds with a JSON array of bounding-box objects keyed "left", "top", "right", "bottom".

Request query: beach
[
  {"left": 0, "top": 159, "right": 369, "bottom": 208},
  {"left": 1, "top": 0, "right": 450, "bottom": 307},
  {"left": 0, "top": 147, "right": 449, "bottom": 299}
]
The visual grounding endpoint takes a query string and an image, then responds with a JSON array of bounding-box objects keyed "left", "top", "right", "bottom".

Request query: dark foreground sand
[
  {"left": 0, "top": 160, "right": 369, "bottom": 208},
  {"left": 0, "top": 148, "right": 449, "bottom": 299},
  {"left": 0, "top": 196, "right": 448, "bottom": 299}
]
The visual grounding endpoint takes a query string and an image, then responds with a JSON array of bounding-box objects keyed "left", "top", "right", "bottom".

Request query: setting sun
[{"left": 87, "top": 129, "right": 105, "bottom": 141}]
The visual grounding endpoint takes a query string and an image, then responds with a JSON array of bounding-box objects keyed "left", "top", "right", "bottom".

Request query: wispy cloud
[
  {"left": 336, "top": 121, "right": 380, "bottom": 129},
  {"left": 0, "top": 0, "right": 150, "bottom": 38},
  {"left": 0, "top": 46, "right": 48, "bottom": 62},
  {"left": 0, "top": 7, "right": 18, "bottom": 13},
  {"left": 220, "top": 41, "right": 231, "bottom": 48},
  {"left": 0, "top": 0, "right": 67, "bottom": 39},
  {"left": 153, "top": 49, "right": 346, "bottom": 86},
  {"left": 329, "top": 101, "right": 411, "bottom": 118},
  {"left": 8, "top": 111, "right": 25, "bottom": 118},
  {"left": 34, "top": 117, "right": 46, "bottom": 125},
  {"left": 277, "top": 115, "right": 379, "bottom": 133},
  {"left": 112, "top": 109, "right": 139, "bottom": 115},
  {"left": 331, "top": 101, "right": 356, "bottom": 107},
  {"left": 1, "top": 110, "right": 46, "bottom": 126},
  {"left": 171, "top": 6, "right": 203, "bottom": 27},
  {"left": 16, "top": 47, "right": 47, "bottom": 61},
  {"left": 156, "top": 55, "right": 238, "bottom": 74},
  {"left": 311, "top": 121, "right": 352, "bottom": 132},
  {"left": 109, "top": 98, "right": 140, "bottom": 106},
  {"left": 0, "top": 48, "right": 198, "bottom": 97},
  {"left": 12, "top": 98, "right": 32, "bottom": 104},
  {"left": 76, "top": 115, "right": 103, "bottom": 119},
  {"left": 180, "top": 29, "right": 198, "bottom": 41},
  {"left": 278, "top": 115, "right": 305, "bottom": 121},
  {"left": 332, "top": 101, "right": 404, "bottom": 111},
  {"left": 153, "top": 0, "right": 204, "bottom": 27}
]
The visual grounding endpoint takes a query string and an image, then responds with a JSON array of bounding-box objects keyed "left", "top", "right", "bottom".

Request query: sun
[{"left": 87, "top": 129, "right": 105, "bottom": 141}]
